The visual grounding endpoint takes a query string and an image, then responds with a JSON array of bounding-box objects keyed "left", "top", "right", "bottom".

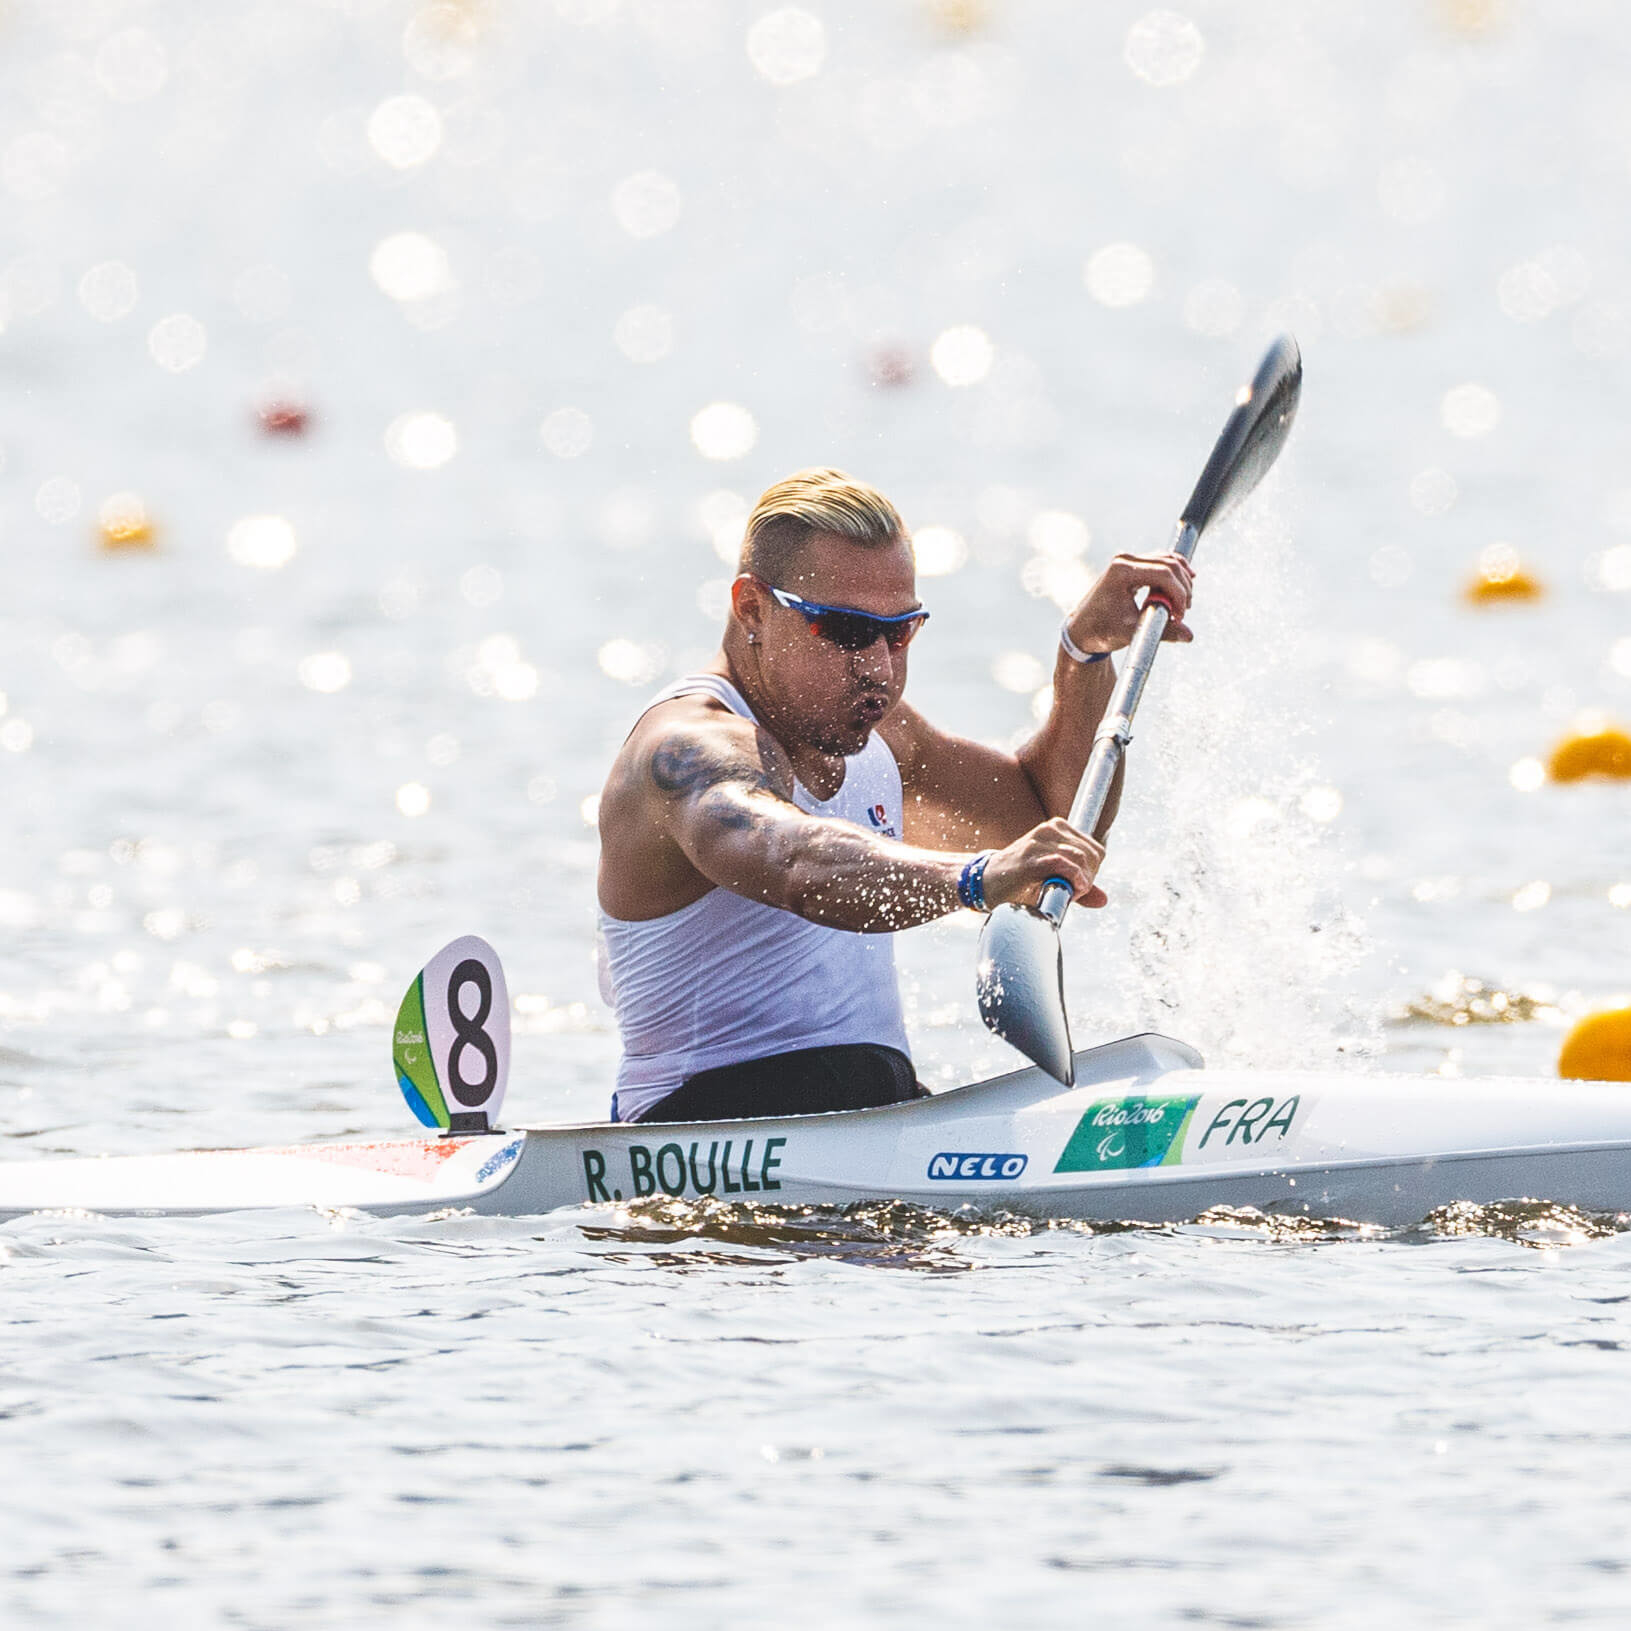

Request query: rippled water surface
[{"left": 4, "top": 0, "right": 1631, "bottom": 1623}]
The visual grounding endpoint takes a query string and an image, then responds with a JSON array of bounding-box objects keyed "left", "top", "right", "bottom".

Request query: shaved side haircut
[{"left": 740, "top": 468, "right": 906, "bottom": 584}]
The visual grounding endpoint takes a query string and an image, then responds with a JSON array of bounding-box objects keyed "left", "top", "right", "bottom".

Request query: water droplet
[
  {"left": 1085, "top": 243, "right": 1154, "bottom": 307},
  {"left": 368, "top": 94, "right": 443, "bottom": 169},
  {"left": 227, "top": 516, "right": 297, "bottom": 571},
  {"left": 299, "top": 652, "right": 352, "bottom": 694},
  {"left": 598, "top": 639, "right": 664, "bottom": 685},
  {"left": 371, "top": 232, "right": 452, "bottom": 303},
  {"left": 1028, "top": 510, "right": 1090, "bottom": 560},
  {"left": 746, "top": 8, "right": 826, "bottom": 85},
  {"left": 1300, "top": 786, "right": 1343, "bottom": 824},
  {"left": 1124, "top": 11, "right": 1204, "bottom": 87},
  {"left": 912, "top": 525, "right": 966, "bottom": 576},
  {"left": 929, "top": 324, "right": 994, "bottom": 386},
  {"left": 540, "top": 407, "right": 594, "bottom": 458},
  {"left": 78, "top": 261, "right": 139, "bottom": 323},
  {"left": 1595, "top": 545, "right": 1631, "bottom": 591},
  {"left": 148, "top": 313, "right": 206, "bottom": 372},
  {"left": 611, "top": 170, "right": 682, "bottom": 238},
  {"left": 397, "top": 783, "right": 432, "bottom": 818},
  {"left": 1409, "top": 468, "right": 1457, "bottom": 516},
  {"left": 1440, "top": 383, "right": 1500, "bottom": 439},
  {"left": 384, "top": 412, "right": 458, "bottom": 469},
  {"left": 690, "top": 402, "right": 758, "bottom": 461},
  {"left": 991, "top": 652, "right": 1045, "bottom": 693}
]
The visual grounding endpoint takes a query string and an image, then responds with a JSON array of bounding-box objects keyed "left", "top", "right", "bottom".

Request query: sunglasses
[{"left": 764, "top": 584, "right": 930, "bottom": 653}]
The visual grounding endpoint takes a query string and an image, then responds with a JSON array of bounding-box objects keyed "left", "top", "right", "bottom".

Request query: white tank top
[{"left": 597, "top": 674, "right": 911, "bottom": 1121}]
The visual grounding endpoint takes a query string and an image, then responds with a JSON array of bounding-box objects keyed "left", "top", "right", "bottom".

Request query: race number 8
[
  {"left": 406, "top": 934, "right": 511, "bottom": 1132},
  {"left": 446, "top": 958, "right": 498, "bottom": 1106}
]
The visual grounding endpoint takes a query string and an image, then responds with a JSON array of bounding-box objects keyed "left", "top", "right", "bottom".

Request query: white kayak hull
[{"left": 5, "top": 1034, "right": 1631, "bottom": 1228}]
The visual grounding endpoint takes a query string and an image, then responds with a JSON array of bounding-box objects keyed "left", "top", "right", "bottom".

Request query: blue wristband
[{"left": 958, "top": 850, "right": 995, "bottom": 913}]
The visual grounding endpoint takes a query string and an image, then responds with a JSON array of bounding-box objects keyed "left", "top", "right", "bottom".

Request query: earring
[{"left": 747, "top": 633, "right": 757, "bottom": 645}]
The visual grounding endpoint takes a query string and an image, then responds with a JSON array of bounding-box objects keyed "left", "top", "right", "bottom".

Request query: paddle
[{"left": 976, "top": 334, "right": 1303, "bottom": 1085}]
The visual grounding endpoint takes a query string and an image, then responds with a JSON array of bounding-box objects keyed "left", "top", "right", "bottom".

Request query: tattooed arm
[
  {"left": 645, "top": 715, "right": 965, "bottom": 932},
  {"left": 635, "top": 712, "right": 1108, "bottom": 932}
]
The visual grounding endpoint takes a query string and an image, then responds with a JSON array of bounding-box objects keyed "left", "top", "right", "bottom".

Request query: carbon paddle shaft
[{"left": 1035, "top": 521, "right": 1197, "bottom": 927}]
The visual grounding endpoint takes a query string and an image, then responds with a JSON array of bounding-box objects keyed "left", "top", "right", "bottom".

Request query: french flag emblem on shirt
[{"left": 866, "top": 803, "right": 897, "bottom": 837}]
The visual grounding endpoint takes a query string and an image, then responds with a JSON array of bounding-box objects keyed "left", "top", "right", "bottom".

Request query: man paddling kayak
[{"left": 595, "top": 468, "right": 1193, "bottom": 1124}]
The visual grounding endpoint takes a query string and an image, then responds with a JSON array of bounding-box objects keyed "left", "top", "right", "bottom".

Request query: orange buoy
[
  {"left": 1464, "top": 543, "right": 1542, "bottom": 604},
  {"left": 96, "top": 493, "right": 156, "bottom": 552},
  {"left": 1559, "top": 1007, "right": 1631, "bottom": 1082},
  {"left": 1547, "top": 726, "right": 1631, "bottom": 783}
]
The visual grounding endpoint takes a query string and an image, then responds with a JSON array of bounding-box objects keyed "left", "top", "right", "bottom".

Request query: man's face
[{"left": 744, "top": 532, "right": 921, "bottom": 757}]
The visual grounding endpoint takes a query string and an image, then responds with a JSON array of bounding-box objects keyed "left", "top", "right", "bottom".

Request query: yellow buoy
[
  {"left": 97, "top": 492, "right": 157, "bottom": 552},
  {"left": 1547, "top": 726, "right": 1631, "bottom": 783},
  {"left": 1559, "top": 1008, "right": 1631, "bottom": 1082},
  {"left": 1464, "top": 542, "right": 1542, "bottom": 605}
]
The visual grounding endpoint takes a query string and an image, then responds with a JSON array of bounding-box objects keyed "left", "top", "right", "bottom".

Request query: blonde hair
[{"left": 740, "top": 468, "right": 905, "bottom": 583}]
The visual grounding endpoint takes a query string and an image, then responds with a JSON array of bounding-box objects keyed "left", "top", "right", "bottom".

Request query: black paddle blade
[
  {"left": 976, "top": 904, "right": 1074, "bottom": 1086},
  {"left": 1180, "top": 334, "right": 1302, "bottom": 537}
]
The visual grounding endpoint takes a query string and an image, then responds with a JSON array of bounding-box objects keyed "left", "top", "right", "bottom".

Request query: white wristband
[{"left": 1059, "top": 619, "right": 1111, "bottom": 665}]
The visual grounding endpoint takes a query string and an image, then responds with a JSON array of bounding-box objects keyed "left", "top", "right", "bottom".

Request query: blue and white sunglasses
[{"left": 762, "top": 583, "right": 930, "bottom": 653}]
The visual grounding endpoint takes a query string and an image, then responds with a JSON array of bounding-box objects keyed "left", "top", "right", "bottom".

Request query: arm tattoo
[{"left": 649, "top": 729, "right": 793, "bottom": 814}]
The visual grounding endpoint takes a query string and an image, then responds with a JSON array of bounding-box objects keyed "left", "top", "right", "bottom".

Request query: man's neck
[{"left": 713, "top": 640, "right": 848, "bottom": 799}]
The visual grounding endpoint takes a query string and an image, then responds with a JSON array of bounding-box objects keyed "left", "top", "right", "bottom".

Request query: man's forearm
[
  {"left": 1015, "top": 648, "right": 1121, "bottom": 833},
  {"left": 782, "top": 822, "right": 966, "bottom": 932}
]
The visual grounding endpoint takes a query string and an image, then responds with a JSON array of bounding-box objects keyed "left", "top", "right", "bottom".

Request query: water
[{"left": 3, "top": 0, "right": 1631, "bottom": 1622}]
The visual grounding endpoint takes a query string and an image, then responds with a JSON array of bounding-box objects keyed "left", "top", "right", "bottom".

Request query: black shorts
[{"left": 629, "top": 1043, "right": 927, "bottom": 1124}]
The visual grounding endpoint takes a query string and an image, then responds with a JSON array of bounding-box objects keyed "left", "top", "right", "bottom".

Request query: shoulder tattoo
[{"left": 649, "top": 728, "right": 793, "bottom": 806}]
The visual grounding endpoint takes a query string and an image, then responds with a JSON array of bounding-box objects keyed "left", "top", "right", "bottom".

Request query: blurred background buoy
[
  {"left": 1547, "top": 722, "right": 1631, "bottom": 782},
  {"left": 258, "top": 398, "right": 312, "bottom": 436},
  {"left": 1463, "top": 542, "right": 1542, "bottom": 605},
  {"left": 1438, "top": 0, "right": 1506, "bottom": 36},
  {"left": 1559, "top": 1007, "right": 1631, "bottom": 1081},
  {"left": 923, "top": 0, "right": 990, "bottom": 36},
  {"left": 95, "top": 492, "right": 156, "bottom": 552},
  {"left": 866, "top": 344, "right": 915, "bottom": 389}
]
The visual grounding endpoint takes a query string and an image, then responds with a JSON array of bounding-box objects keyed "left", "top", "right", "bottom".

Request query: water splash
[{"left": 1072, "top": 493, "right": 1380, "bottom": 1071}]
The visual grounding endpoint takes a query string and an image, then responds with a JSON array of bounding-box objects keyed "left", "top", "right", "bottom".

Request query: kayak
[{"left": 6, "top": 1031, "right": 1631, "bottom": 1227}]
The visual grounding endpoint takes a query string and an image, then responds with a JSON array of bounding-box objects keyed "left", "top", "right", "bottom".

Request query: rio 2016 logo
[{"left": 926, "top": 1152, "right": 1028, "bottom": 1181}]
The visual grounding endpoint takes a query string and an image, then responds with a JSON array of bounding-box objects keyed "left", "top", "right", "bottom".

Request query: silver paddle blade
[{"left": 976, "top": 903, "right": 1075, "bottom": 1086}]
